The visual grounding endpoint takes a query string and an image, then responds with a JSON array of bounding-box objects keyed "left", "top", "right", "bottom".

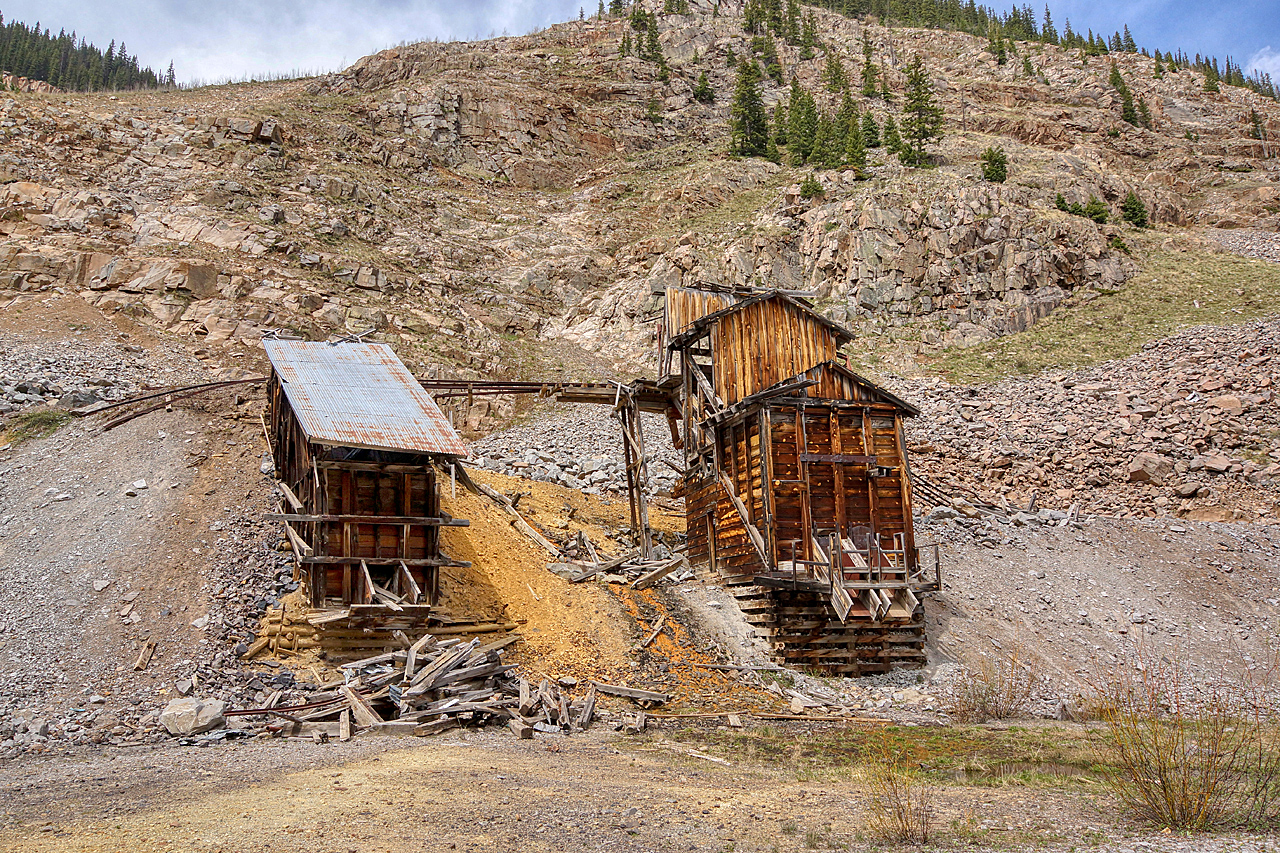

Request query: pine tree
[
  {"left": 861, "top": 49, "right": 879, "bottom": 98},
  {"left": 844, "top": 117, "right": 867, "bottom": 176},
  {"left": 813, "top": 114, "right": 842, "bottom": 169},
  {"left": 598, "top": 0, "right": 605, "bottom": 18},
  {"left": 762, "top": 33, "right": 783, "bottom": 85},
  {"left": 692, "top": 70, "right": 714, "bottom": 103},
  {"left": 990, "top": 29, "right": 1007, "bottom": 64},
  {"left": 980, "top": 146, "right": 1008, "bottom": 182},
  {"left": 1121, "top": 88, "right": 1137, "bottom": 125},
  {"left": 1137, "top": 97, "right": 1152, "bottom": 129},
  {"left": 609, "top": 0, "right": 625, "bottom": 13},
  {"left": 645, "top": 18, "right": 661, "bottom": 62},
  {"left": 1084, "top": 195, "right": 1109, "bottom": 224},
  {"left": 1154, "top": 55, "right": 1164, "bottom": 78},
  {"left": 772, "top": 102, "right": 788, "bottom": 146},
  {"left": 823, "top": 51, "right": 847, "bottom": 92},
  {"left": 729, "top": 60, "right": 769, "bottom": 157},
  {"left": 800, "top": 13, "right": 817, "bottom": 60},
  {"left": 165, "top": 61, "right": 175, "bottom": 87},
  {"left": 836, "top": 89, "right": 858, "bottom": 143},
  {"left": 1249, "top": 109, "right": 1264, "bottom": 140},
  {"left": 1122, "top": 25, "right": 1137, "bottom": 53},
  {"left": 861, "top": 110, "right": 881, "bottom": 147},
  {"left": 1121, "top": 191, "right": 1148, "bottom": 227},
  {"left": 788, "top": 86, "right": 818, "bottom": 162},
  {"left": 799, "top": 171, "right": 823, "bottom": 199},
  {"left": 1108, "top": 62, "right": 1125, "bottom": 90},
  {"left": 899, "top": 55, "right": 944, "bottom": 166},
  {"left": 882, "top": 114, "right": 901, "bottom": 152},
  {"left": 784, "top": 0, "right": 800, "bottom": 45},
  {"left": 620, "top": 31, "right": 631, "bottom": 56},
  {"left": 1041, "top": 5, "right": 1058, "bottom": 44},
  {"left": 1204, "top": 64, "right": 1220, "bottom": 93}
]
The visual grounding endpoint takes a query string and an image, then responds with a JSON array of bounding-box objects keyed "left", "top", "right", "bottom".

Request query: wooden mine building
[
  {"left": 662, "top": 288, "right": 935, "bottom": 674},
  {"left": 263, "top": 339, "right": 472, "bottom": 638}
]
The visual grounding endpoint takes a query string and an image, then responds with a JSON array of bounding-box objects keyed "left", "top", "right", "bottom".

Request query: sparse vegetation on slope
[{"left": 936, "top": 243, "right": 1280, "bottom": 384}]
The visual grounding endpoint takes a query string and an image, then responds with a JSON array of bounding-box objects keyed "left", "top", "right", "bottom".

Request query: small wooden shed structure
[
  {"left": 263, "top": 339, "right": 471, "bottom": 634},
  {"left": 664, "top": 289, "right": 934, "bottom": 674}
]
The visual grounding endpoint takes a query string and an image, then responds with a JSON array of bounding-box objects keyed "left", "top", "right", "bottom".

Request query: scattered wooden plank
[
  {"left": 637, "top": 614, "right": 666, "bottom": 650},
  {"left": 727, "top": 714, "right": 743, "bottom": 728},
  {"left": 242, "top": 636, "right": 271, "bottom": 658},
  {"left": 341, "top": 685, "right": 384, "bottom": 728},
  {"left": 575, "top": 683, "right": 597, "bottom": 731},
  {"left": 507, "top": 717, "right": 534, "bottom": 739},
  {"left": 306, "top": 609, "right": 352, "bottom": 626},
  {"left": 591, "top": 682, "right": 671, "bottom": 705},
  {"left": 476, "top": 483, "right": 560, "bottom": 556},
  {"left": 752, "top": 713, "right": 892, "bottom": 723},
  {"left": 132, "top": 640, "right": 157, "bottom": 672},
  {"left": 277, "top": 481, "right": 304, "bottom": 511},
  {"left": 518, "top": 678, "right": 534, "bottom": 716},
  {"left": 339, "top": 709, "right": 351, "bottom": 742},
  {"left": 631, "top": 556, "right": 685, "bottom": 590},
  {"left": 414, "top": 718, "right": 459, "bottom": 737},
  {"left": 568, "top": 549, "right": 640, "bottom": 583},
  {"left": 282, "top": 521, "right": 313, "bottom": 558}
]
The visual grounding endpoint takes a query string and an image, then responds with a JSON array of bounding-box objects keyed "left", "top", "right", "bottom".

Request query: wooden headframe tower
[{"left": 661, "top": 288, "right": 935, "bottom": 674}]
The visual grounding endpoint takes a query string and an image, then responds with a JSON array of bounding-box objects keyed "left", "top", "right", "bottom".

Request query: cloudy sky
[{"left": 7, "top": 0, "right": 1279, "bottom": 84}]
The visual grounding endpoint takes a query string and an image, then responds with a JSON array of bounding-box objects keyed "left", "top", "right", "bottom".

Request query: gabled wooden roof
[
  {"left": 665, "top": 290, "right": 857, "bottom": 351},
  {"left": 706, "top": 359, "right": 920, "bottom": 425},
  {"left": 797, "top": 360, "right": 921, "bottom": 417}
]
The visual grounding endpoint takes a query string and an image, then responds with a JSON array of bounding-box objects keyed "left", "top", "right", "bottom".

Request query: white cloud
[
  {"left": 2, "top": 0, "right": 584, "bottom": 83},
  {"left": 1246, "top": 46, "right": 1280, "bottom": 80}
]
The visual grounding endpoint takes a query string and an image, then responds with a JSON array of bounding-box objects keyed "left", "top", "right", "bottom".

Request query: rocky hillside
[{"left": 1, "top": 0, "right": 1278, "bottom": 403}]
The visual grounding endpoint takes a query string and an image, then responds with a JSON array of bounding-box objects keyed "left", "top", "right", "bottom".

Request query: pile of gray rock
[
  {"left": 902, "top": 317, "right": 1280, "bottom": 520},
  {"left": 471, "top": 403, "right": 681, "bottom": 496},
  {"left": 0, "top": 337, "right": 205, "bottom": 415}
]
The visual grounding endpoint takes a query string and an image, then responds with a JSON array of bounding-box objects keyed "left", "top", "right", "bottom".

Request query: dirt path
[
  {"left": 4, "top": 725, "right": 1278, "bottom": 853},
  {"left": 0, "top": 728, "right": 1096, "bottom": 853}
]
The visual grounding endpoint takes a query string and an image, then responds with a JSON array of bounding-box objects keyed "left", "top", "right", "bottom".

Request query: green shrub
[
  {"left": 1084, "top": 194, "right": 1109, "bottom": 224},
  {"left": 799, "top": 172, "right": 823, "bottom": 199},
  {"left": 980, "top": 146, "right": 1008, "bottom": 182},
  {"left": 1121, "top": 191, "right": 1149, "bottom": 228},
  {"left": 2, "top": 409, "right": 73, "bottom": 445}
]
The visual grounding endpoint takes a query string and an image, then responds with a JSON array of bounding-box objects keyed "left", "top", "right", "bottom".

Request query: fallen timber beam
[
  {"left": 266, "top": 513, "right": 470, "bottom": 527},
  {"left": 591, "top": 682, "right": 671, "bottom": 704},
  {"left": 475, "top": 483, "right": 560, "bottom": 556},
  {"left": 567, "top": 549, "right": 640, "bottom": 582}
]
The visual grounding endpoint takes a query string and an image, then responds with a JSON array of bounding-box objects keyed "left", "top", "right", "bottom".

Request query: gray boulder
[{"left": 159, "top": 697, "right": 226, "bottom": 736}]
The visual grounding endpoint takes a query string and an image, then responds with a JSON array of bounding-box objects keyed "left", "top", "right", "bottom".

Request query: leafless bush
[
  {"left": 863, "top": 741, "right": 936, "bottom": 844},
  {"left": 1095, "top": 646, "right": 1280, "bottom": 831},
  {"left": 946, "top": 646, "right": 1040, "bottom": 722}
]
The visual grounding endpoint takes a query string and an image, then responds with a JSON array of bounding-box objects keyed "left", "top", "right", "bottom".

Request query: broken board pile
[{"left": 227, "top": 632, "right": 670, "bottom": 740}]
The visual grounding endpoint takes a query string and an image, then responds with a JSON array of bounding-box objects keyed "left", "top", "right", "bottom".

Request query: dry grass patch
[
  {"left": 1, "top": 409, "right": 73, "bottom": 445},
  {"left": 936, "top": 243, "right": 1280, "bottom": 384},
  {"left": 946, "top": 646, "right": 1042, "bottom": 723}
]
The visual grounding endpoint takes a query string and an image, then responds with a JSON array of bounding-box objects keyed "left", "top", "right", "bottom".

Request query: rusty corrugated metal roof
[{"left": 264, "top": 340, "right": 469, "bottom": 456}]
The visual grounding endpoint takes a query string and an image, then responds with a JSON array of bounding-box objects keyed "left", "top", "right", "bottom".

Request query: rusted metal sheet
[{"left": 264, "top": 340, "right": 468, "bottom": 456}]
